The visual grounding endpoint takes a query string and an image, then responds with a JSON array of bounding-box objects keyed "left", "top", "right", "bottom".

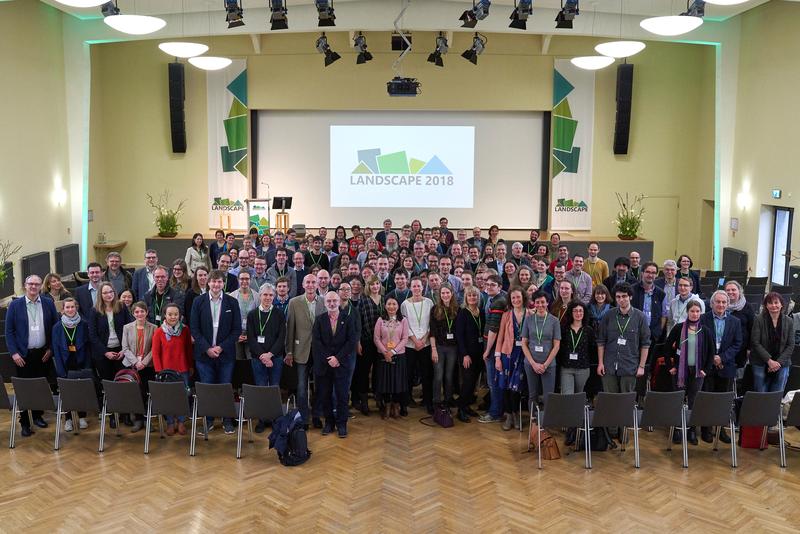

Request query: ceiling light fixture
[
  {"left": 595, "top": 1, "right": 645, "bottom": 59},
  {"left": 315, "top": 0, "right": 336, "bottom": 27},
  {"left": 316, "top": 33, "right": 341, "bottom": 67},
  {"left": 353, "top": 32, "right": 373, "bottom": 65},
  {"left": 159, "top": 42, "right": 209, "bottom": 58},
  {"left": 427, "top": 32, "right": 449, "bottom": 67},
  {"left": 188, "top": 56, "right": 233, "bottom": 70},
  {"left": 460, "top": 0, "right": 491, "bottom": 29},
  {"left": 269, "top": 0, "right": 289, "bottom": 30},
  {"left": 461, "top": 32, "right": 486, "bottom": 66},
  {"left": 54, "top": 0, "right": 108, "bottom": 7},
  {"left": 640, "top": 0, "right": 705, "bottom": 36},
  {"left": 555, "top": 0, "right": 579, "bottom": 29},
  {"left": 224, "top": 0, "right": 244, "bottom": 28},
  {"left": 509, "top": 0, "right": 533, "bottom": 30},
  {"left": 570, "top": 55, "right": 615, "bottom": 70},
  {"left": 101, "top": 1, "right": 166, "bottom": 35}
]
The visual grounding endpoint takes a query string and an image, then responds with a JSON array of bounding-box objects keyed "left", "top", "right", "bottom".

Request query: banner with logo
[
  {"left": 207, "top": 60, "right": 249, "bottom": 230},
  {"left": 550, "top": 59, "right": 594, "bottom": 230}
]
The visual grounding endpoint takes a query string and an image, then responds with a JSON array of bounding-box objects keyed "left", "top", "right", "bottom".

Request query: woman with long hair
[
  {"left": 169, "top": 259, "right": 191, "bottom": 293},
  {"left": 43, "top": 272, "right": 71, "bottom": 306},
  {"left": 501, "top": 261, "right": 517, "bottom": 292},
  {"left": 550, "top": 280, "right": 576, "bottom": 326},
  {"left": 429, "top": 283, "right": 459, "bottom": 411},
  {"left": 183, "top": 265, "right": 209, "bottom": 326},
  {"left": 588, "top": 284, "right": 612, "bottom": 330},
  {"left": 531, "top": 259, "right": 553, "bottom": 289},
  {"left": 373, "top": 296, "right": 410, "bottom": 419},
  {"left": 750, "top": 292, "right": 795, "bottom": 393},
  {"left": 88, "top": 282, "right": 133, "bottom": 392},
  {"left": 454, "top": 286, "right": 486, "bottom": 423},
  {"left": 513, "top": 265, "right": 534, "bottom": 291},
  {"left": 209, "top": 229, "right": 227, "bottom": 269},
  {"left": 121, "top": 301, "right": 157, "bottom": 432},
  {"left": 355, "top": 275, "right": 384, "bottom": 415},
  {"left": 333, "top": 225, "right": 348, "bottom": 251},
  {"left": 184, "top": 232, "right": 211, "bottom": 276},
  {"left": 493, "top": 287, "right": 529, "bottom": 431},
  {"left": 119, "top": 289, "right": 134, "bottom": 310},
  {"left": 723, "top": 280, "right": 755, "bottom": 368},
  {"left": 558, "top": 300, "right": 595, "bottom": 445}
]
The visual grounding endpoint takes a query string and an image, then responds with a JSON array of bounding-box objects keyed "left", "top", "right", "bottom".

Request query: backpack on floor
[
  {"left": 268, "top": 409, "right": 311, "bottom": 467},
  {"left": 155, "top": 369, "right": 182, "bottom": 383},
  {"left": 574, "top": 427, "right": 617, "bottom": 451},
  {"left": 114, "top": 369, "right": 141, "bottom": 384}
]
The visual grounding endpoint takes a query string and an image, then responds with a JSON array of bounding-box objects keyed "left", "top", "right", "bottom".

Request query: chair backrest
[
  {"left": 102, "top": 379, "right": 145, "bottom": 414},
  {"left": 241, "top": 384, "right": 285, "bottom": 421},
  {"left": 0, "top": 375, "right": 11, "bottom": 410},
  {"left": 786, "top": 365, "right": 800, "bottom": 390},
  {"left": 194, "top": 382, "right": 237, "bottom": 419},
  {"left": 688, "top": 391, "right": 735, "bottom": 427},
  {"left": 57, "top": 378, "right": 99, "bottom": 413},
  {"left": 738, "top": 391, "right": 783, "bottom": 428},
  {"left": 540, "top": 392, "right": 587, "bottom": 428},
  {"left": 11, "top": 377, "right": 56, "bottom": 412},
  {"left": 591, "top": 392, "right": 637, "bottom": 428},
  {"left": 639, "top": 390, "right": 685, "bottom": 428},
  {"left": 785, "top": 396, "right": 800, "bottom": 427},
  {"left": 147, "top": 380, "right": 190, "bottom": 417}
]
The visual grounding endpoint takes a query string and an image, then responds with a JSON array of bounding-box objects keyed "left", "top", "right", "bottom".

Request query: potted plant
[
  {"left": 146, "top": 189, "right": 187, "bottom": 238},
  {"left": 0, "top": 240, "right": 22, "bottom": 289},
  {"left": 613, "top": 193, "right": 645, "bottom": 240}
]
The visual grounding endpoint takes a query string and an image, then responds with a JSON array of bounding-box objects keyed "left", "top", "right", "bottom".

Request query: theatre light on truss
[
  {"left": 100, "top": 1, "right": 166, "bottom": 35},
  {"left": 315, "top": 0, "right": 336, "bottom": 27},
  {"left": 54, "top": 0, "right": 107, "bottom": 7},
  {"left": 460, "top": 0, "right": 491, "bottom": 28},
  {"left": 509, "top": 0, "right": 533, "bottom": 30},
  {"left": 570, "top": 55, "right": 615, "bottom": 70},
  {"left": 224, "top": 0, "right": 244, "bottom": 28},
  {"left": 427, "top": 32, "right": 449, "bottom": 67},
  {"left": 461, "top": 33, "right": 486, "bottom": 66},
  {"left": 269, "top": 0, "right": 289, "bottom": 30},
  {"left": 594, "top": 40, "right": 645, "bottom": 58},
  {"left": 640, "top": 0, "right": 705, "bottom": 36},
  {"left": 188, "top": 56, "right": 233, "bottom": 70},
  {"left": 316, "top": 33, "right": 341, "bottom": 67},
  {"left": 555, "top": 0, "right": 579, "bottom": 29},
  {"left": 159, "top": 42, "right": 209, "bottom": 58},
  {"left": 353, "top": 32, "right": 373, "bottom": 64}
]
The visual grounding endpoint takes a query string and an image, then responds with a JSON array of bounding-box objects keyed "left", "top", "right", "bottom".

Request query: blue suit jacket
[
  {"left": 632, "top": 283, "right": 666, "bottom": 342},
  {"left": 87, "top": 307, "right": 133, "bottom": 361},
  {"left": 132, "top": 267, "right": 152, "bottom": 301},
  {"left": 701, "top": 311, "right": 743, "bottom": 379},
  {"left": 74, "top": 283, "right": 98, "bottom": 319},
  {"left": 311, "top": 311, "right": 359, "bottom": 375},
  {"left": 4, "top": 296, "right": 59, "bottom": 358},
  {"left": 190, "top": 293, "right": 242, "bottom": 363},
  {"left": 51, "top": 321, "right": 91, "bottom": 377}
]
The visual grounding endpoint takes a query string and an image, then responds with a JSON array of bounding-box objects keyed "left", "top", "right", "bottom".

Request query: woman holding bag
[{"left": 493, "top": 287, "right": 529, "bottom": 431}]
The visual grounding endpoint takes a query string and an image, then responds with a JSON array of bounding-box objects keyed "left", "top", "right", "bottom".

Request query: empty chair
[
  {"left": 9, "top": 377, "right": 57, "bottom": 449},
  {"left": 738, "top": 391, "right": 785, "bottom": 468},
  {"left": 190, "top": 383, "right": 237, "bottom": 457},
  {"left": 531, "top": 393, "right": 589, "bottom": 469},
  {"left": 588, "top": 392, "right": 639, "bottom": 468},
  {"left": 687, "top": 391, "right": 736, "bottom": 467},
  {"left": 704, "top": 270, "right": 724, "bottom": 279},
  {"left": 0, "top": 377, "right": 14, "bottom": 444},
  {"left": 700, "top": 284, "right": 717, "bottom": 298},
  {"left": 700, "top": 277, "right": 721, "bottom": 288},
  {"left": 786, "top": 365, "right": 800, "bottom": 391},
  {"left": 746, "top": 276, "right": 768, "bottom": 286},
  {"left": 145, "top": 381, "right": 190, "bottom": 454},
  {"left": 237, "top": 384, "right": 287, "bottom": 459},
  {"left": 771, "top": 284, "right": 793, "bottom": 295},
  {"left": 725, "top": 275, "right": 747, "bottom": 286},
  {"left": 784, "top": 397, "right": 800, "bottom": 434},
  {"left": 638, "top": 390, "right": 688, "bottom": 467},
  {"left": 99, "top": 379, "right": 146, "bottom": 452},
  {"left": 54, "top": 378, "right": 99, "bottom": 450}
]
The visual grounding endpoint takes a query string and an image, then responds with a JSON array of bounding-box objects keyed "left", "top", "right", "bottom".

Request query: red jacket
[{"left": 152, "top": 327, "right": 193, "bottom": 373}]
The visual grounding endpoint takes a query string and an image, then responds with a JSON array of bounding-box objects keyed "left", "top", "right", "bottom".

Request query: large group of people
[{"left": 4, "top": 217, "right": 796, "bottom": 446}]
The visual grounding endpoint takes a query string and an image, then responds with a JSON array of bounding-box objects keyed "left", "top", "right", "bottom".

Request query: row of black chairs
[
  {"left": 531, "top": 390, "right": 796, "bottom": 470},
  {"left": 2, "top": 376, "right": 290, "bottom": 459}
]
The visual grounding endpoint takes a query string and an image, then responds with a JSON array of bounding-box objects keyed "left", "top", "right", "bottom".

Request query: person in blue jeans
[
  {"left": 478, "top": 274, "right": 507, "bottom": 423},
  {"left": 190, "top": 270, "right": 242, "bottom": 434},
  {"left": 246, "top": 283, "right": 286, "bottom": 433},
  {"left": 750, "top": 292, "right": 795, "bottom": 393}
]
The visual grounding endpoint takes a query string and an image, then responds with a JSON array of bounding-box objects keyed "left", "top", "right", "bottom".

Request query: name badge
[
  {"left": 478, "top": 337, "right": 484, "bottom": 344},
  {"left": 569, "top": 352, "right": 578, "bottom": 360},
  {"left": 155, "top": 315, "right": 161, "bottom": 322},
  {"left": 534, "top": 345, "right": 544, "bottom": 353},
  {"left": 295, "top": 339, "right": 300, "bottom": 345},
  {"left": 446, "top": 333, "right": 454, "bottom": 340},
  {"left": 676, "top": 349, "right": 681, "bottom": 357},
  {"left": 387, "top": 341, "right": 396, "bottom": 350},
  {"left": 30, "top": 324, "right": 40, "bottom": 332},
  {"left": 257, "top": 336, "right": 265, "bottom": 344},
  {"left": 242, "top": 320, "right": 247, "bottom": 330},
  {"left": 617, "top": 337, "right": 627, "bottom": 346},
  {"left": 68, "top": 345, "right": 77, "bottom": 353},
  {"left": 515, "top": 340, "right": 523, "bottom": 347},
  {"left": 716, "top": 342, "right": 721, "bottom": 351}
]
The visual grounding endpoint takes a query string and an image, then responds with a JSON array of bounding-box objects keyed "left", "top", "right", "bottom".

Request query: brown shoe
[
  {"left": 390, "top": 402, "right": 400, "bottom": 418},
  {"left": 166, "top": 423, "right": 175, "bottom": 436},
  {"left": 177, "top": 422, "right": 187, "bottom": 435}
]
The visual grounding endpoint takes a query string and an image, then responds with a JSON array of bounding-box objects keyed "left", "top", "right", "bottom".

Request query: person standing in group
[
  {"left": 169, "top": 260, "right": 191, "bottom": 294},
  {"left": 209, "top": 229, "right": 228, "bottom": 269},
  {"left": 666, "top": 277, "right": 705, "bottom": 335},
  {"left": 189, "top": 270, "right": 242, "bottom": 434},
  {"left": 120, "top": 301, "right": 157, "bottom": 432},
  {"left": 558, "top": 300, "right": 595, "bottom": 445},
  {"left": 493, "top": 287, "right": 530, "bottom": 431},
  {"left": 373, "top": 296, "right": 410, "bottom": 419},
  {"left": 185, "top": 232, "right": 212, "bottom": 276},
  {"left": 132, "top": 250, "right": 160, "bottom": 301},
  {"left": 183, "top": 266, "right": 209, "bottom": 326},
  {"left": 584, "top": 242, "right": 609, "bottom": 288},
  {"left": 454, "top": 286, "right": 486, "bottom": 423},
  {"left": 750, "top": 292, "right": 795, "bottom": 393},
  {"left": 6, "top": 275, "right": 59, "bottom": 436},
  {"left": 246, "top": 284, "right": 286, "bottom": 433},
  {"left": 42, "top": 273, "right": 72, "bottom": 311},
  {"left": 400, "top": 277, "right": 435, "bottom": 414},
  {"left": 549, "top": 280, "right": 577, "bottom": 326},
  {"left": 52, "top": 297, "right": 91, "bottom": 432},
  {"left": 75, "top": 262, "right": 103, "bottom": 319},
  {"left": 676, "top": 255, "right": 702, "bottom": 297},
  {"left": 429, "top": 283, "right": 459, "bottom": 412},
  {"left": 144, "top": 265, "right": 184, "bottom": 326},
  {"left": 312, "top": 291, "right": 359, "bottom": 438},
  {"left": 230, "top": 271, "right": 258, "bottom": 360},
  {"left": 102, "top": 252, "right": 132, "bottom": 296},
  {"left": 284, "top": 274, "right": 325, "bottom": 426},
  {"left": 724, "top": 280, "right": 755, "bottom": 369},
  {"left": 354, "top": 275, "right": 384, "bottom": 415},
  {"left": 565, "top": 254, "right": 593, "bottom": 304},
  {"left": 588, "top": 284, "right": 612, "bottom": 330},
  {"left": 88, "top": 282, "right": 133, "bottom": 384},
  {"left": 152, "top": 303, "right": 193, "bottom": 436},
  {"left": 632, "top": 261, "right": 667, "bottom": 345},
  {"left": 520, "top": 291, "right": 561, "bottom": 415},
  {"left": 478, "top": 274, "right": 507, "bottom": 423},
  {"left": 602, "top": 257, "right": 637, "bottom": 295}
]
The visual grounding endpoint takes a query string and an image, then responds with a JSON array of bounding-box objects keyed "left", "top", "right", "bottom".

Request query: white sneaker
[
  {"left": 64, "top": 419, "right": 74, "bottom": 432},
  {"left": 79, "top": 418, "right": 88, "bottom": 430}
]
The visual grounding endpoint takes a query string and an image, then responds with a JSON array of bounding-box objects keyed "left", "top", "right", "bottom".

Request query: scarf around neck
[
  {"left": 161, "top": 321, "right": 183, "bottom": 341},
  {"left": 61, "top": 313, "right": 81, "bottom": 328}
]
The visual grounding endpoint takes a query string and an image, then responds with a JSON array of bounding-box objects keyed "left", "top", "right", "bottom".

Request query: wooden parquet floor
[{"left": 1, "top": 399, "right": 800, "bottom": 534}]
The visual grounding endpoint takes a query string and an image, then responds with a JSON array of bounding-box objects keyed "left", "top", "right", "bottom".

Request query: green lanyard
[
  {"left": 309, "top": 253, "right": 322, "bottom": 266},
  {"left": 616, "top": 313, "right": 631, "bottom": 336},
  {"left": 410, "top": 299, "right": 424, "bottom": 326},
  {"left": 444, "top": 308, "right": 453, "bottom": 333},
  {"left": 569, "top": 327, "right": 583, "bottom": 351},
  {"left": 258, "top": 307, "right": 273, "bottom": 336},
  {"left": 533, "top": 313, "right": 547, "bottom": 344},
  {"left": 680, "top": 327, "right": 702, "bottom": 344},
  {"left": 27, "top": 300, "right": 40, "bottom": 326},
  {"left": 470, "top": 310, "right": 482, "bottom": 332},
  {"left": 63, "top": 325, "right": 77, "bottom": 346},
  {"left": 515, "top": 310, "right": 526, "bottom": 340},
  {"left": 154, "top": 292, "right": 164, "bottom": 318}
]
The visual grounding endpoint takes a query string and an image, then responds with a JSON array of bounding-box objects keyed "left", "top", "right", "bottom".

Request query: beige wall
[
  {"left": 0, "top": 0, "right": 72, "bottom": 288},
  {"left": 88, "top": 32, "right": 715, "bottom": 265},
  {"left": 728, "top": 0, "right": 800, "bottom": 274}
]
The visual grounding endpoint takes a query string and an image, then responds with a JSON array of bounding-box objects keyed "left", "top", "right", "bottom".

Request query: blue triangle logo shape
[{"left": 418, "top": 155, "right": 451, "bottom": 175}]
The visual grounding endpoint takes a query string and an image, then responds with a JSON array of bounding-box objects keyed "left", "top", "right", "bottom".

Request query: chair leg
[
  {"left": 620, "top": 427, "right": 627, "bottom": 452},
  {"left": 527, "top": 401, "right": 534, "bottom": 452},
  {"left": 236, "top": 399, "right": 245, "bottom": 459},
  {"left": 518, "top": 397, "right": 523, "bottom": 434},
  {"left": 203, "top": 416, "right": 209, "bottom": 441},
  {"left": 144, "top": 398, "right": 153, "bottom": 454},
  {"left": 633, "top": 410, "right": 640, "bottom": 469},
  {"left": 713, "top": 425, "right": 720, "bottom": 452},
  {"left": 114, "top": 413, "right": 121, "bottom": 437},
  {"left": 759, "top": 426, "right": 768, "bottom": 451},
  {"left": 248, "top": 419, "right": 253, "bottom": 444},
  {"left": 730, "top": 419, "right": 738, "bottom": 468},
  {"left": 9, "top": 399, "right": 17, "bottom": 449},
  {"left": 667, "top": 426, "right": 674, "bottom": 451},
  {"left": 190, "top": 400, "right": 198, "bottom": 456},
  {"left": 585, "top": 408, "right": 592, "bottom": 469},
  {"left": 54, "top": 398, "right": 63, "bottom": 451},
  {"left": 72, "top": 411, "right": 80, "bottom": 435},
  {"left": 99, "top": 399, "right": 107, "bottom": 453},
  {"left": 158, "top": 415, "right": 164, "bottom": 439},
  {"left": 681, "top": 408, "right": 688, "bottom": 469},
  {"left": 779, "top": 417, "right": 787, "bottom": 468}
]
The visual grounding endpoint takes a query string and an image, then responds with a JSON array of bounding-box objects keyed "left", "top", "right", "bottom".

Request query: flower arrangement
[
  {"left": 613, "top": 193, "right": 645, "bottom": 240},
  {"left": 146, "top": 190, "right": 187, "bottom": 238},
  {"left": 0, "top": 240, "right": 22, "bottom": 286}
]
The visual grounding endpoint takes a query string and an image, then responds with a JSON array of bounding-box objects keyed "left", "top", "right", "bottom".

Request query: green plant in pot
[
  {"left": 613, "top": 193, "right": 645, "bottom": 240},
  {"left": 147, "top": 190, "right": 187, "bottom": 238},
  {"left": 0, "top": 240, "right": 22, "bottom": 287}
]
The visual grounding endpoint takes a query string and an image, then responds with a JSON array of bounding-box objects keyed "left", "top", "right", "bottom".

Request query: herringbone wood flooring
[{"left": 1, "top": 398, "right": 800, "bottom": 533}]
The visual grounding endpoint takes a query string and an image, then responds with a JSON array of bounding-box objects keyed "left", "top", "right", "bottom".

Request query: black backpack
[
  {"left": 574, "top": 427, "right": 618, "bottom": 452},
  {"left": 155, "top": 369, "right": 183, "bottom": 383},
  {"left": 268, "top": 409, "right": 311, "bottom": 466}
]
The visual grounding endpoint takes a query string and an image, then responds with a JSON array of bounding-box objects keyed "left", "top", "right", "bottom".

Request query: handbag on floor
[
  {"left": 433, "top": 405, "right": 454, "bottom": 428},
  {"left": 529, "top": 422, "right": 561, "bottom": 460}
]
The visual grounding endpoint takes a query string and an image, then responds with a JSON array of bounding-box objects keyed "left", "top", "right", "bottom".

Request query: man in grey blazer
[{"left": 284, "top": 273, "right": 325, "bottom": 426}]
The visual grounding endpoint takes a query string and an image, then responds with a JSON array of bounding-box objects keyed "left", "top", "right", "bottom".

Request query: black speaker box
[
  {"left": 613, "top": 63, "right": 634, "bottom": 155},
  {"left": 168, "top": 62, "right": 186, "bottom": 153}
]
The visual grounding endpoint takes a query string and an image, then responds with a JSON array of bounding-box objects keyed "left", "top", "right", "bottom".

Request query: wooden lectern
[{"left": 273, "top": 197, "right": 292, "bottom": 234}]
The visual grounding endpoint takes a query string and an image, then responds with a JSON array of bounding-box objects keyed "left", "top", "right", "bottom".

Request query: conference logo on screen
[
  {"left": 554, "top": 198, "right": 588, "bottom": 212},
  {"left": 349, "top": 148, "right": 454, "bottom": 186},
  {"left": 211, "top": 197, "right": 245, "bottom": 211}
]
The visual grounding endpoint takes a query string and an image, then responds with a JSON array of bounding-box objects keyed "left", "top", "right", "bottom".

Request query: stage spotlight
[
  {"left": 555, "top": 0, "right": 579, "bottom": 29},
  {"left": 509, "top": 0, "right": 533, "bottom": 30},
  {"left": 100, "top": 1, "right": 119, "bottom": 17},
  {"left": 460, "top": 0, "right": 491, "bottom": 28},
  {"left": 427, "top": 32, "right": 448, "bottom": 67},
  {"left": 269, "top": 0, "right": 288, "bottom": 30},
  {"left": 316, "top": 0, "right": 336, "bottom": 27},
  {"left": 224, "top": 0, "right": 244, "bottom": 29},
  {"left": 461, "top": 33, "right": 486, "bottom": 66},
  {"left": 316, "top": 33, "right": 341, "bottom": 67},
  {"left": 353, "top": 32, "right": 373, "bottom": 64},
  {"left": 682, "top": 0, "right": 706, "bottom": 17}
]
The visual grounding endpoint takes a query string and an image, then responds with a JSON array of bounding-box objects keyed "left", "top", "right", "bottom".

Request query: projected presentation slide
[{"left": 330, "top": 125, "right": 475, "bottom": 208}]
